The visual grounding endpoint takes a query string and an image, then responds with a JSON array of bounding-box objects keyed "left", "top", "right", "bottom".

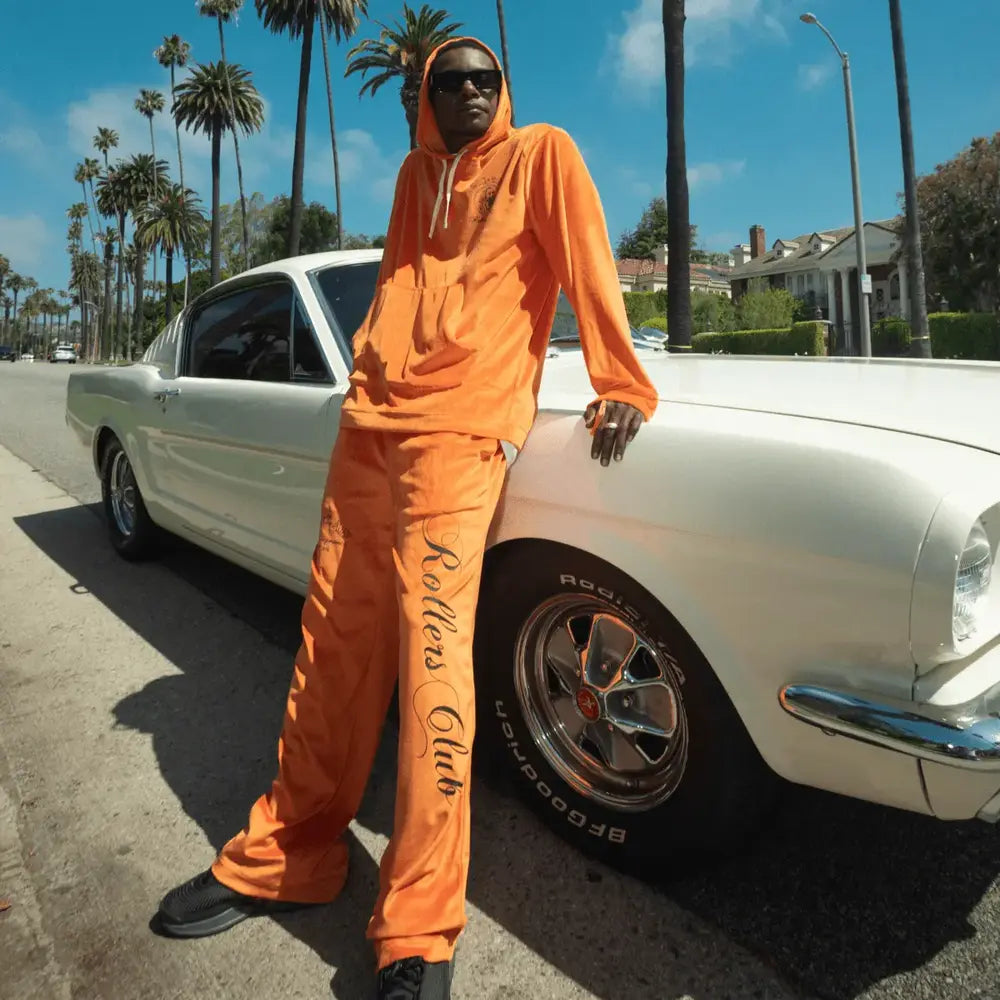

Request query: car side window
[
  {"left": 291, "top": 298, "right": 332, "bottom": 384},
  {"left": 187, "top": 283, "right": 292, "bottom": 382}
]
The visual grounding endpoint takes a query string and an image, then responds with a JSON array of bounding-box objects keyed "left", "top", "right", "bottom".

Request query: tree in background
[
  {"left": 317, "top": 0, "right": 369, "bottom": 250},
  {"left": 691, "top": 290, "right": 736, "bottom": 333},
  {"left": 93, "top": 127, "right": 119, "bottom": 171},
  {"left": 663, "top": 0, "right": 691, "bottom": 352},
  {"left": 74, "top": 162, "right": 100, "bottom": 255},
  {"left": 346, "top": 4, "right": 463, "bottom": 150},
  {"left": 495, "top": 0, "right": 515, "bottom": 124},
  {"left": 173, "top": 61, "right": 265, "bottom": 286},
  {"left": 254, "top": 195, "right": 340, "bottom": 262},
  {"left": 6, "top": 273, "right": 26, "bottom": 352},
  {"left": 255, "top": 0, "right": 368, "bottom": 257},
  {"left": 134, "top": 90, "right": 166, "bottom": 195},
  {"left": 916, "top": 132, "right": 1000, "bottom": 314},
  {"left": 155, "top": 33, "right": 194, "bottom": 302},
  {"left": 200, "top": 0, "right": 253, "bottom": 270},
  {"left": 735, "top": 287, "right": 797, "bottom": 331},
  {"left": 616, "top": 197, "right": 696, "bottom": 260},
  {"left": 137, "top": 185, "right": 209, "bottom": 325}
]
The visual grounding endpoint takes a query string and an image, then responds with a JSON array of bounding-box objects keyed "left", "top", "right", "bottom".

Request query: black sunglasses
[{"left": 430, "top": 69, "right": 503, "bottom": 95}]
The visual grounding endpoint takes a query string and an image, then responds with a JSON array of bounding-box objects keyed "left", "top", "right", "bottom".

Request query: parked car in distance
[
  {"left": 20, "top": 352, "right": 35, "bottom": 363},
  {"left": 0, "top": 345, "right": 17, "bottom": 362},
  {"left": 64, "top": 249, "right": 1000, "bottom": 875},
  {"left": 51, "top": 343, "right": 77, "bottom": 364}
]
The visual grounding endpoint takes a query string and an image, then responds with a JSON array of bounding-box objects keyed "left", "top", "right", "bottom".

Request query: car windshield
[{"left": 313, "top": 264, "right": 656, "bottom": 349}]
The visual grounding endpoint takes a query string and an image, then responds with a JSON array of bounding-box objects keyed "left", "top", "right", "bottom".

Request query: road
[{"left": 1, "top": 362, "right": 1000, "bottom": 1000}]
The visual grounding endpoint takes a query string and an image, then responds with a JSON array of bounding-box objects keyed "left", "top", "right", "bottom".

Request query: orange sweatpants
[{"left": 212, "top": 428, "right": 507, "bottom": 968}]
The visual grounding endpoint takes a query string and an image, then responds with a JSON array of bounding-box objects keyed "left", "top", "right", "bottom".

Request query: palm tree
[
  {"left": 663, "top": 0, "right": 691, "bottom": 352},
  {"left": 7, "top": 273, "right": 25, "bottom": 353},
  {"left": 70, "top": 253, "right": 101, "bottom": 358},
  {"left": 0, "top": 254, "right": 9, "bottom": 337},
  {"left": 318, "top": 1, "right": 368, "bottom": 250},
  {"left": 73, "top": 163, "right": 99, "bottom": 254},
  {"left": 256, "top": 0, "right": 367, "bottom": 255},
  {"left": 93, "top": 127, "right": 119, "bottom": 171},
  {"left": 137, "top": 184, "right": 209, "bottom": 322},
  {"left": 118, "top": 154, "right": 171, "bottom": 359},
  {"left": 96, "top": 166, "right": 130, "bottom": 359},
  {"left": 134, "top": 90, "right": 166, "bottom": 192},
  {"left": 1, "top": 295, "right": 11, "bottom": 343},
  {"left": 97, "top": 228, "right": 118, "bottom": 360},
  {"left": 495, "top": 0, "right": 515, "bottom": 125},
  {"left": 346, "top": 4, "right": 462, "bottom": 151},
  {"left": 199, "top": 1, "right": 254, "bottom": 270},
  {"left": 154, "top": 33, "right": 193, "bottom": 304},
  {"left": 173, "top": 61, "right": 265, "bottom": 286}
]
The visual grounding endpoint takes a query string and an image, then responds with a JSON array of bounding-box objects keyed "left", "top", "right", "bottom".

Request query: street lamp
[{"left": 800, "top": 12, "right": 872, "bottom": 358}]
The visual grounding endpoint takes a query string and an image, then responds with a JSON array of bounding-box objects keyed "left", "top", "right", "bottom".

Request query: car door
[{"left": 153, "top": 277, "right": 343, "bottom": 582}]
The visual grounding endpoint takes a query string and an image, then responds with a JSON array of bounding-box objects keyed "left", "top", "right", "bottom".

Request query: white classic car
[{"left": 65, "top": 249, "right": 1000, "bottom": 871}]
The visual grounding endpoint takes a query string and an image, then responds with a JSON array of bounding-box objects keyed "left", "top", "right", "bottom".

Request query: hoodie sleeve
[{"left": 526, "top": 127, "right": 658, "bottom": 421}]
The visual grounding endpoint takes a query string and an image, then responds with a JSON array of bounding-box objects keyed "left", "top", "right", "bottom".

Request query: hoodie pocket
[{"left": 359, "top": 283, "right": 473, "bottom": 395}]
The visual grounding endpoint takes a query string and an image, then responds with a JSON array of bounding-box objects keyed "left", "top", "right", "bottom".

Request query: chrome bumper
[{"left": 779, "top": 683, "right": 1000, "bottom": 770}]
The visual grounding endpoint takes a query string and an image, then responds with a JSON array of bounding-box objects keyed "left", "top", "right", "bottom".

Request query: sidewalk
[{"left": 0, "top": 444, "right": 809, "bottom": 1000}]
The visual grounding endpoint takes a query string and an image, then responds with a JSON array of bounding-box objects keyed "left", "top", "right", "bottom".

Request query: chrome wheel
[
  {"left": 514, "top": 595, "right": 689, "bottom": 812},
  {"left": 109, "top": 450, "right": 138, "bottom": 538}
]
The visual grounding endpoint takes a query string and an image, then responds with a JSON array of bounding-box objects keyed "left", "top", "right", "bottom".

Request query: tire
[
  {"left": 100, "top": 437, "right": 159, "bottom": 560},
  {"left": 474, "top": 541, "right": 779, "bottom": 875}
]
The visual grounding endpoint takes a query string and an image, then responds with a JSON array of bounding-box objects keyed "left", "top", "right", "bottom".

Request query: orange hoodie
[{"left": 340, "top": 38, "right": 658, "bottom": 450}]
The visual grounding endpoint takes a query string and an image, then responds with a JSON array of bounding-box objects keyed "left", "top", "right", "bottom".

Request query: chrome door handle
[{"left": 153, "top": 388, "right": 181, "bottom": 402}]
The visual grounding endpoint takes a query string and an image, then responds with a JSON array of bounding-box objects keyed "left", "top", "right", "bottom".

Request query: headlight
[{"left": 953, "top": 520, "right": 993, "bottom": 642}]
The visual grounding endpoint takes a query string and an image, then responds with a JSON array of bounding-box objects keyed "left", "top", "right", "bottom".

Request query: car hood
[{"left": 539, "top": 353, "right": 1000, "bottom": 455}]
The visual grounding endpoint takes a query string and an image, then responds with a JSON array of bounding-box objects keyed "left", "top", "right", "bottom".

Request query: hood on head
[{"left": 416, "top": 36, "right": 512, "bottom": 157}]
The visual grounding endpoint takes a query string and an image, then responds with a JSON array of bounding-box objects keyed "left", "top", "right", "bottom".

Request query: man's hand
[{"left": 584, "top": 400, "right": 645, "bottom": 466}]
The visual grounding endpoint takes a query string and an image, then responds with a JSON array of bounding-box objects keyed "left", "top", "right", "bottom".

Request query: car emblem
[{"left": 576, "top": 688, "right": 601, "bottom": 722}]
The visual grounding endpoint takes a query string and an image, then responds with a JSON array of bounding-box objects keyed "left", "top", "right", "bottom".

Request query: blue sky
[{"left": 1, "top": 0, "right": 998, "bottom": 308}]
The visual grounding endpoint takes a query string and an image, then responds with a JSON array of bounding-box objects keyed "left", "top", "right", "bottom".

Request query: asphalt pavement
[{"left": 2, "top": 361, "right": 1000, "bottom": 1000}]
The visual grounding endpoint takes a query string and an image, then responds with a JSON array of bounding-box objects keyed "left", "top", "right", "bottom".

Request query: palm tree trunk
[
  {"left": 170, "top": 65, "right": 192, "bottom": 307},
  {"left": 218, "top": 19, "right": 251, "bottom": 272},
  {"left": 165, "top": 250, "right": 174, "bottom": 324},
  {"left": 289, "top": 14, "right": 315, "bottom": 256},
  {"left": 11, "top": 292, "right": 19, "bottom": 355},
  {"left": 101, "top": 248, "right": 113, "bottom": 360},
  {"left": 81, "top": 182, "right": 99, "bottom": 256},
  {"left": 888, "top": 0, "right": 931, "bottom": 359},
  {"left": 664, "top": 0, "right": 692, "bottom": 351},
  {"left": 318, "top": 2, "right": 344, "bottom": 249},
  {"left": 496, "top": 0, "right": 515, "bottom": 125},
  {"left": 148, "top": 117, "right": 159, "bottom": 303},
  {"left": 115, "top": 210, "right": 126, "bottom": 360},
  {"left": 131, "top": 248, "right": 145, "bottom": 360},
  {"left": 210, "top": 124, "right": 222, "bottom": 286}
]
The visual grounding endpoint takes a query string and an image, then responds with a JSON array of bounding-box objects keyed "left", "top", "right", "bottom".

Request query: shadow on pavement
[{"left": 14, "top": 502, "right": 1000, "bottom": 1000}]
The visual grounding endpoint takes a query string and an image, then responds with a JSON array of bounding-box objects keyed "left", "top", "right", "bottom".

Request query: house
[
  {"left": 616, "top": 245, "right": 734, "bottom": 299},
  {"left": 729, "top": 220, "right": 908, "bottom": 352}
]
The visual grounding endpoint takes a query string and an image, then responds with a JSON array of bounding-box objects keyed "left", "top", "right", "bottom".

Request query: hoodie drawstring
[{"left": 427, "top": 150, "right": 466, "bottom": 238}]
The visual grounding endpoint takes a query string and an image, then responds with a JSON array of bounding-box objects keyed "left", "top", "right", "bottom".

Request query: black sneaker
[
  {"left": 376, "top": 957, "right": 453, "bottom": 999},
  {"left": 157, "top": 868, "right": 318, "bottom": 938}
]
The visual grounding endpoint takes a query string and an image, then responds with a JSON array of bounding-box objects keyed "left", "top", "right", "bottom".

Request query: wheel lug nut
[{"left": 622, "top": 696, "right": 632, "bottom": 708}]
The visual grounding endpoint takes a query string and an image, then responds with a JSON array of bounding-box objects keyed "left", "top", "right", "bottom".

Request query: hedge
[
  {"left": 691, "top": 320, "right": 826, "bottom": 356},
  {"left": 638, "top": 316, "right": 667, "bottom": 332},
  {"left": 623, "top": 291, "right": 667, "bottom": 327},
  {"left": 928, "top": 312, "right": 1000, "bottom": 360},
  {"left": 872, "top": 316, "right": 912, "bottom": 356}
]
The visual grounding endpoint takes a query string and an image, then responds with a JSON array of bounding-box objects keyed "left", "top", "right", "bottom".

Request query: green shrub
[
  {"left": 928, "top": 312, "right": 1000, "bottom": 360},
  {"left": 638, "top": 316, "right": 667, "bottom": 332},
  {"left": 735, "top": 287, "right": 797, "bottom": 331},
  {"left": 872, "top": 317, "right": 912, "bottom": 356},
  {"left": 623, "top": 290, "right": 668, "bottom": 327},
  {"left": 692, "top": 321, "right": 826, "bottom": 356},
  {"left": 691, "top": 290, "right": 736, "bottom": 333}
]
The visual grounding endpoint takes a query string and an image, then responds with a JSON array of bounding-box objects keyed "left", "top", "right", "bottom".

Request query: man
[{"left": 157, "top": 37, "right": 658, "bottom": 999}]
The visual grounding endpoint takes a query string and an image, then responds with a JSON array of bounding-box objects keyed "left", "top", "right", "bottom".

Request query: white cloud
[
  {"left": 0, "top": 125, "right": 47, "bottom": 168},
  {"left": 619, "top": 166, "right": 660, "bottom": 201},
  {"left": 0, "top": 215, "right": 50, "bottom": 271},
  {"left": 609, "top": 0, "right": 794, "bottom": 90},
  {"left": 306, "top": 127, "right": 405, "bottom": 209},
  {"left": 797, "top": 61, "right": 834, "bottom": 91},
  {"left": 688, "top": 158, "right": 746, "bottom": 188}
]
